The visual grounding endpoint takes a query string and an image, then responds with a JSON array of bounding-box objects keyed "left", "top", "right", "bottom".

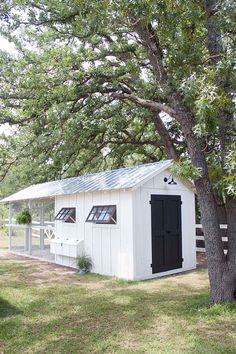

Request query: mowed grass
[
  {"left": 0, "top": 233, "right": 235, "bottom": 353},
  {"left": 0, "top": 228, "right": 8, "bottom": 249}
]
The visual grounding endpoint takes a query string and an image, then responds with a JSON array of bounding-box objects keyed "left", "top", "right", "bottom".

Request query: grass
[
  {"left": 0, "top": 232, "right": 236, "bottom": 353},
  {"left": 0, "top": 227, "right": 8, "bottom": 249}
]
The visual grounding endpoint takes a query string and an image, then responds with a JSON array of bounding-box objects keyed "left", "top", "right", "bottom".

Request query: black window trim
[
  {"left": 55, "top": 207, "right": 76, "bottom": 223},
  {"left": 86, "top": 205, "right": 117, "bottom": 224}
]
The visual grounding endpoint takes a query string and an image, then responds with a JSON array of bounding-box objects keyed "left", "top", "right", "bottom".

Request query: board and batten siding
[
  {"left": 55, "top": 189, "right": 134, "bottom": 279},
  {"left": 132, "top": 169, "right": 196, "bottom": 280}
]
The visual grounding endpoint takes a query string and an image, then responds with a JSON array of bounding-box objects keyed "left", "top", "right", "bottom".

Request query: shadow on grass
[
  {"left": 1, "top": 282, "right": 235, "bottom": 354},
  {"left": 0, "top": 262, "right": 235, "bottom": 353},
  {"left": 0, "top": 297, "right": 21, "bottom": 318},
  {"left": 55, "top": 288, "right": 235, "bottom": 353}
]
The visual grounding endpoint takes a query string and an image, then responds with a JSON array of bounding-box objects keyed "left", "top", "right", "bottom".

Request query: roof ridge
[
  {"left": 78, "top": 159, "right": 172, "bottom": 178},
  {"left": 31, "top": 160, "right": 173, "bottom": 187},
  {"left": 1, "top": 159, "right": 173, "bottom": 202}
]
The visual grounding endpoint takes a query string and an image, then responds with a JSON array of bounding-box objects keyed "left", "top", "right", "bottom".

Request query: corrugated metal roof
[{"left": 1, "top": 160, "right": 172, "bottom": 202}]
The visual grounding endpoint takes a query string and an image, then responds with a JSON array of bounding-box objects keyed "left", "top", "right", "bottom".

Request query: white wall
[
  {"left": 55, "top": 189, "right": 134, "bottom": 279},
  {"left": 55, "top": 194, "right": 78, "bottom": 241},
  {"left": 132, "top": 170, "right": 196, "bottom": 280}
]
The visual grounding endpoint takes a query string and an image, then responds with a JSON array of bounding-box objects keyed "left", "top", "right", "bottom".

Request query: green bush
[
  {"left": 76, "top": 254, "right": 93, "bottom": 272},
  {"left": 16, "top": 209, "right": 32, "bottom": 225}
]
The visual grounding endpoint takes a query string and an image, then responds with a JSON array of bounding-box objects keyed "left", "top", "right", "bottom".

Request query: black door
[{"left": 151, "top": 194, "right": 182, "bottom": 273}]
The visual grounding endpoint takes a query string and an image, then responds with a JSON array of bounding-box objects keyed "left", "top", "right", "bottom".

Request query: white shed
[{"left": 1, "top": 160, "right": 196, "bottom": 280}]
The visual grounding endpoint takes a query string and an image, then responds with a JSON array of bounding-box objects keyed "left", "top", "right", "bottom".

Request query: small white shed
[{"left": 1, "top": 160, "right": 196, "bottom": 280}]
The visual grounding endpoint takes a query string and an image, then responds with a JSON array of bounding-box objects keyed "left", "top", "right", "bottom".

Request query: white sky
[{"left": 0, "top": 36, "right": 16, "bottom": 54}]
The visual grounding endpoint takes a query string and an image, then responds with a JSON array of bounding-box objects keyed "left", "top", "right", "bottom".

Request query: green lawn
[
  {"left": 0, "top": 233, "right": 235, "bottom": 354},
  {"left": 0, "top": 227, "right": 8, "bottom": 249}
]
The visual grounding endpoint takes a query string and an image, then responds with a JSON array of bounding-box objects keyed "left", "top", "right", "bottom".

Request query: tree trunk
[
  {"left": 196, "top": 180, "right": 236, "bottom": 303},
  {"left": 180, "top": 116, "right": 236, "bottom": 303},
  {"left": 226, "top": 198, "right": 236, "bottom": 266},
  {"left": 224, "top": 197, "right": 236, "bottom": 301}
]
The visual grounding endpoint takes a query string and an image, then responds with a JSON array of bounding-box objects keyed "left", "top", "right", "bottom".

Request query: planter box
[{"left": 50, "top": 238, "right": 84, "bottom": 258}]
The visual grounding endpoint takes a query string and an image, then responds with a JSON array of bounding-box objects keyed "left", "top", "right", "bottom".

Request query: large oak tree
[{"left": 0, "top": 0, "right": 235, "bottom": 303}]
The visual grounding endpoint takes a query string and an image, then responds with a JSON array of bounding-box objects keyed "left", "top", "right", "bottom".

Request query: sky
[{"left": 0, "top": 36, "right": 16, "bottom": 54}]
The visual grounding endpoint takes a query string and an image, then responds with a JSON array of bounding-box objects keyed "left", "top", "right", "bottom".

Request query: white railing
[
  {"left": 3, "top": 221, "right": 56, "bottom": 256},
  {"left": 2, "top": 220, "right": 229, "bottom": 254},
  {"left": 1, "top": 219, "right": 54, "bottom": 225},
  {"left": 0, "top": 218, "right": 9, "bottom": 225},
  {"left": 196, "top": 224, "right": 228, "bottom": 252},
  {"left": 5, "top": 223, "right": 55, "bottom": 239},
  {"left": 32, "top": 225, "right": 56, "bottom": 240}
]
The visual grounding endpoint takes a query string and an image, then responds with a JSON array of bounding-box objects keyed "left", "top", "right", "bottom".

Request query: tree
[{"left": 0, "top": 0, "right": 235, "bottom": 303}]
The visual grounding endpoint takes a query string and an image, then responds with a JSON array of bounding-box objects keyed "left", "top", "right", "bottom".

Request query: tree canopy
[
  {"left": 0, "top": 1, "right": 233, "bottom": 185},
  {"left": 0, "top": 0, "right": 236, "bottom": 303}
]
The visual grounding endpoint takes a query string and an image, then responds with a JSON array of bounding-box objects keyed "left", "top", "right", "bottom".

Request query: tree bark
[
  {"left": 153, "top": 113, "right": 179, "bottom": 160},
  {"left": 224, "top": 197, "right": 236, "bottom": 301},
  {"left": 226, "top": 197, "right": 236, "bottom": 266}
]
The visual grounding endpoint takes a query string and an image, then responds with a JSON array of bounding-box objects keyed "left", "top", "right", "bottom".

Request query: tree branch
[
  {"left": 200, "top": 0, "right": 234, "bottom": 151},
  {"left": 153, "top": 113, "right": 179, "bottom": 160},
  {"left": 112, "top": 92, "right": 177, "bottom": 117},
  {"left": 200, "top": 0, "right": 223, "bottom": 65},
  {"left": 105, "top": 139, "right": 162, "bottom": 147},
  {"left": 129, "top": 16, "right": 168, "bottom": 85}
]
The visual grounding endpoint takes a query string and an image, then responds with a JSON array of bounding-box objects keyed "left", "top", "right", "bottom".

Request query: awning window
[
  {"left": 55, "top": 208, "right": 76, "bottom": 223},
  {"left": 86, "top": 205, "right": 116, "bottom": 224}
]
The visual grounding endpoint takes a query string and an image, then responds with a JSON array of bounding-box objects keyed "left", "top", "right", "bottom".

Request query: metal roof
[{"left": 1, "top": 160, "right": 173, "bottom": 202}]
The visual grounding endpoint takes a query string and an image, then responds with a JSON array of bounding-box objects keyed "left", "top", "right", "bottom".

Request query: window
[
  {"left": 86, "top": 205, "right": 117, "bottom": 224},
  {"left": 55, "top": 208, "right": 76, "bottom": 223}
]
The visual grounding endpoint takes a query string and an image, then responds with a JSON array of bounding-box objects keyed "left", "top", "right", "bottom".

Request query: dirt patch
[
  {"left": 0, "top": 251, "right": 78, "bottom": 283},
  {"left": 0, "top": 250, "right": 208, "bottom": 290},
  {"left": 0, "top": 251, "right": 111, "bottom": 290}
]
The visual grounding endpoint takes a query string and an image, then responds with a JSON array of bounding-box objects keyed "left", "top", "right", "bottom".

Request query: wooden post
[
  {"left": 24, "top": 226, "right": 29, "bottom": 252},
  {"left": 8, "top": 203, "right": 13, "bottom": 250},
  {"left": 28, "top": 225, "right": 32, "bottom": 255},
  {"left": 40, "top": 201, "right": 44, "bottom": 250},
  {"left": 28, "top": 201, "right": 32, "bottom": 255}
]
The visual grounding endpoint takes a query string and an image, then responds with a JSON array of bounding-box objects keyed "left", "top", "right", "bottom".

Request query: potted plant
[
  {"left": 76, "top": 254, "right": 93, "bottom": 274},
  {"left": 16, "top": 208, "right": 32, "bottom": 225}
]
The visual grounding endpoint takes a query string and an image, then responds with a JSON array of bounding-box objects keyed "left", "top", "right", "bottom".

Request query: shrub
[
  {"left": 76, "top": 254, "right": 93, "bottom": 272},
  {"left": 16, "top": 209, "right": 32, "bottom": 225}
]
